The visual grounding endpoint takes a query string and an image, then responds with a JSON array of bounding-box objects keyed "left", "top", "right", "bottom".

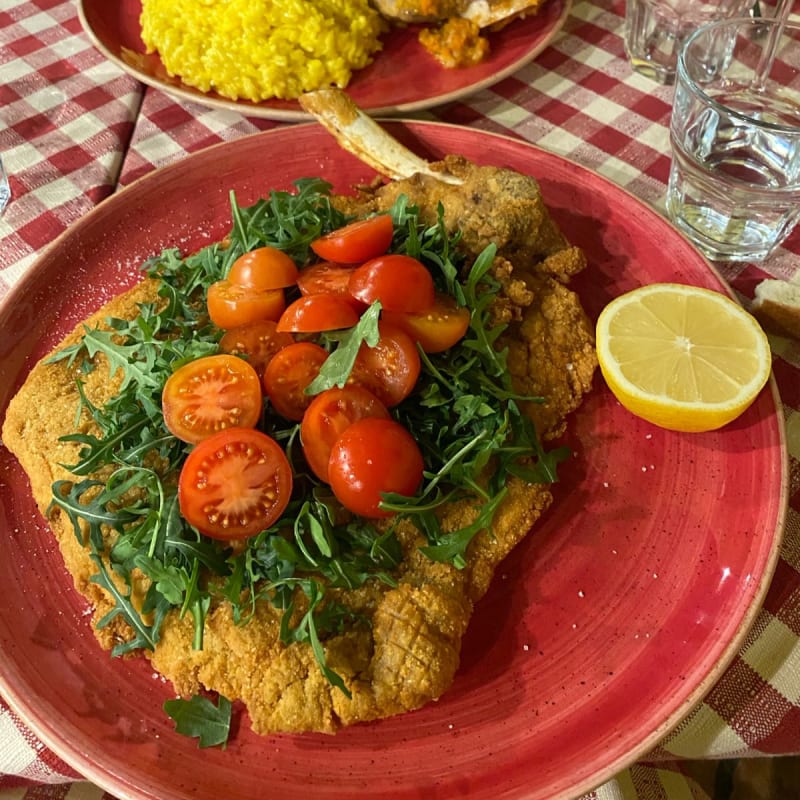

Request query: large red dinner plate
[
  {"left": 0, "top": 123, "right": 786, "bottom": 800},
  {"left": 77, "top": 0, "right": 571, "bottom": 120}
]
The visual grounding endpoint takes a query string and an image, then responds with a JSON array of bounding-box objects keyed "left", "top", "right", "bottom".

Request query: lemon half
[{"left": 596, "top": 283, "right": 771, "bottom": 433}]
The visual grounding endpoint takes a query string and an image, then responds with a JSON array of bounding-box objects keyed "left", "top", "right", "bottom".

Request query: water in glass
[
  {"left": 624, "top": 0, "right": 755, "bottom": 84},
  {"left": 668, "top": 87, "right": 800, "bottom": 261}
]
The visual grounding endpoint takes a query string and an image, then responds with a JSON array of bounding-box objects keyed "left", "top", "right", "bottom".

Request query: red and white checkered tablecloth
[{"left": 1, "top": 1, "right": 799, "bottom": 798}]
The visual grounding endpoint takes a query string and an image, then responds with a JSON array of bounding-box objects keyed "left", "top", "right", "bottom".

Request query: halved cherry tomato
[
  {"left": 162, "top": 354, "right": 262, "bottom": 444},
  {"left": 178, "top": 427, "right": 293, "bottom": 540},
  {"left": 348, "top": 254, "right": 435, "bottom": 312},
  {"left": 382, "top": 293, "right": 471, "bottom": 353},
  {"left": 263, "top": 342, "right": 328, "bottom": 421},
  {"left": 310, "top": 215, "right": 394, "bottom": 264},
  {"left": 349, "top": 322, "right": 421, "bottom": 407},
  {"left": 218, "top": 320, "right": 294, "bottom": 375},
  {"left": 277, "top": 294, "right": 360, "bottom": 333},
  {"left": 207, "top": 280, "right": 285, "bottom": 329},
  {"left": 296, "top": 261, "right": 361, "bottom": 305},
  {"left": 328, "top": 418, "right": 424, "bottom": 519},
  {"left": 228, "top": 247, "right": 299, "bottom": 291},
  {"left": 300, "top": 385, "right": 390, "bottom": 481}
]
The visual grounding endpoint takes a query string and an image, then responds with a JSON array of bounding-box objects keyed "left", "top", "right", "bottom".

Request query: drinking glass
[
  {"left": 0, "top": 156, "right": 10, "bottom": 216},
  {"left": 666, "top": 17, "right": 800, "bottom": 262},
  {"left": 624, "top": 0, "right": 757, "bottom": 84}
]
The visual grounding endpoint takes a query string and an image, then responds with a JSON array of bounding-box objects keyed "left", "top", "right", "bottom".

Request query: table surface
[{"left": 1, "top": 1, "right": 799, "bottom": 799}]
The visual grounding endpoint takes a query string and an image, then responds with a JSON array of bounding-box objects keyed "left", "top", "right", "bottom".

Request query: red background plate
[
  {"left": 77, "top": 0, "right": 571, "bottom": 120},
  {"left": 0, "top": 123, "right": 787, "bottom": 800}
]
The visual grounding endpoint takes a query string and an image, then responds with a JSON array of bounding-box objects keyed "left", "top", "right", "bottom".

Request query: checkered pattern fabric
[
  {"left": 0, "top": 0, "right": 141, "bottom": 287},
  {"left": 1, "top": 0, "right": 799, "bottom": 798},
  {"left": 0, "top": 708, "right": 79, "bottom": 789}
]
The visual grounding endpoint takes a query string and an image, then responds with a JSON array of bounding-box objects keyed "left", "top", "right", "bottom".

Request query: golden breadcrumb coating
[{"left": 2, "top": 159, "right": 596, "bottom": 734}]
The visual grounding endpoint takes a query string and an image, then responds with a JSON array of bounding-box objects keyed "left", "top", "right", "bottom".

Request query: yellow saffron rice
[{"left": 140, "top": 0, "right": 387, "bottom": 102}]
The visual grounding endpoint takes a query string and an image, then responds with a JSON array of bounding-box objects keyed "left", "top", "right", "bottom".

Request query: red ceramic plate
[
  {"left": 77, "top": 0, "right": 571, "bottom": 120},
  {"left": 0, "top": 123, "right": 786, "bottom": 800}
]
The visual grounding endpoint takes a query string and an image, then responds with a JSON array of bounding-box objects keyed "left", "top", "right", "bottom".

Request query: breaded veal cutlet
[{"left": 2, "top": 157, "right": 597, "bottom": 734}]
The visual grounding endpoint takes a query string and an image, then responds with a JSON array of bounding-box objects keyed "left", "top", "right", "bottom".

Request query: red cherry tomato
[
  {"left": 300, "top": 385, "right": 390, "bottom": 481},
  {"left": 162, "top": 354, "right": 262, "bottom": 444},
  {"left": 276, "top": 294, "right": 360, "bottom": 333},
  {"left": 228, "top": 247, "right": 298, "bottom": 291},
  {"left": 328, "top": 418, "right": 424, "bottom": 518},
  {"left": 349, "top": 322, "right": 421, "bottom": 407},
  {"left": 382, "top": 293, "right": 471, "bottom": 353},
  {"left": 178, "top": 427, "right": 293, "bottom": 540},
  {"left": 296, "top": 261, "right": 362, "bottom": 306},
  {"left": 207, "top": 280, "right": 285, "bottom": 329},
  {"left": 348, "top": 254, "right": 435, "bottom": 312},
  {"left": 263, "top": 342, "right": 329, "bottom": 421},
  {"left": 310, "top": 215, "right": 394, "bottom": 264},
  {"left": 218, "top": 320, "right": 294, "bottom": 375}
]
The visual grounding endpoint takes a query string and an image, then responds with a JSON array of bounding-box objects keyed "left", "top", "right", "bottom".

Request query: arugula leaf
[
  {"left": 305, "top": 303, "right": 382, "bottom": 395},
  {"left": 163, "top": 695, "right": 232, "bottom": 748},
  {"left": 275, "top": 579, "right": 355, "bottom": 698},
  {"left": 50, "top": 479, "right": 138, "bottom": 551},
  {"left": 419, "top": 489, "right": 508, "bottom": 567},
  {"left": 392, "top": 200, "right": 464, "bottom": 299},
  {"left": 133, "top": 555, "right": 185, "bottom": 605},
  {"left": 89, "top": 554, "right": 160, "bottom": 656}
]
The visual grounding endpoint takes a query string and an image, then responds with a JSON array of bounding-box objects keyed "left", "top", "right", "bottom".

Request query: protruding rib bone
[{"left": 298, "top": 88, "right": 462, "bottom": 185}]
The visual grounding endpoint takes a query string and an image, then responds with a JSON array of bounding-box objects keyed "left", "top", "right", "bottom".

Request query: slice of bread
[{"left": 751, "top": 279, "right": 800, "bottom": 341}]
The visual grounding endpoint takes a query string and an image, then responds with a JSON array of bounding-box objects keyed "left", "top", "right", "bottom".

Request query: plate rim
[
  {"left": 76, "top": 0, "right": 572, "bottom": 120},
  {"left": 0, "top": 120, "right": 789, "bottom": 800}
]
